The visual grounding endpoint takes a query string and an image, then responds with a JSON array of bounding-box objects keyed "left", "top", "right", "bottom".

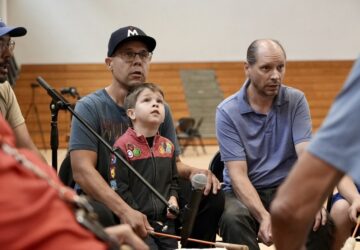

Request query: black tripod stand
[{"left": 25, "top": 83, "right": 47, "bottom": 150}]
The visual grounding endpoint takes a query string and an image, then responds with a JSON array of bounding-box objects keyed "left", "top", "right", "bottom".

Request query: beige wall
[
  {"left": 0, "top": 0, "right": 7, "bottom": 21},
  {"left": 5, "top": 0, "right": 360, "bottom": 64}
]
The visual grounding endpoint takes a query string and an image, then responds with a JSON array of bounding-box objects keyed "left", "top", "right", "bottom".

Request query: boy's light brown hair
[{"left": 124, "top": 82, "right": 165, "bottom": 111}]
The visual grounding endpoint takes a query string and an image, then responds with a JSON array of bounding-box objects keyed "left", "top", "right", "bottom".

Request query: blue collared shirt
[{"left": 216, "top": 80, "right": 312, "bottom": 189}]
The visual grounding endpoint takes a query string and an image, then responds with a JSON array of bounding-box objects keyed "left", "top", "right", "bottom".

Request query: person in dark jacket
[{"left": 112, "top": 83, "right": 179, "bottom": 249}]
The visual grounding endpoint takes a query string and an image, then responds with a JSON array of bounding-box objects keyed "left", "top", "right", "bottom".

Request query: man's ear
[
  {"left": 105, "top": 57, "right": 113, "bottom": 70},
  {"left": 127, "top": 109, "right": 136, "bottom": 121},
  {"left": 244, "top": 61, "right": 250, "bottom": 78}
]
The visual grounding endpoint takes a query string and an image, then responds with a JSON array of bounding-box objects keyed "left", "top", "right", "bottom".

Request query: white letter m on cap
[{"left": 127, "top": 29, "right": 139, "bottom": 37}]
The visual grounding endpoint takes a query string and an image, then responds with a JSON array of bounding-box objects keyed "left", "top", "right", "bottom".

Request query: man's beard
[
  {"left": 0, "top": 75, "right": 7, "bottom": 84},
  {"left": 0, "top": 61, "right": 9, "bottom": 84}
]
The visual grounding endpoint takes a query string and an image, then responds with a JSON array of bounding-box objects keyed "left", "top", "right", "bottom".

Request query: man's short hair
[{"left": 246, "top": 39, "right": 286, "bottom": 65}]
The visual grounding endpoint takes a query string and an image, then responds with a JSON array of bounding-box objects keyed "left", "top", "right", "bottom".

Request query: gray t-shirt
[
  {"left": 308, "top": 57, "right": 360, "bottom": 184},
  {"left": 69, "top": 89, "right": 180, "bottom": 183},
  {"left": 216, "top": 80, "right": 312, "bottom": 189}
]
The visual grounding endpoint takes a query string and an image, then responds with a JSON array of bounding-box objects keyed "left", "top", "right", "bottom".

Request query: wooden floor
[{"left": 43, "top": 147, "right": 359, "bottom": 250}]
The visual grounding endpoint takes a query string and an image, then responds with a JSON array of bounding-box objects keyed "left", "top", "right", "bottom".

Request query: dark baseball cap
[
  {"left": 107, "top": 26, "right": 156, "bottom": 57},
  {"left": 0, "top": 20, "right": 27, "bottom": 37}
]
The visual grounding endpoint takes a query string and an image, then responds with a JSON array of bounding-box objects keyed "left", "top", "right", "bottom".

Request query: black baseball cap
[
  {"left": 107, "top": 26, "right": 156, "bottom": 57},
  {"left": 0, "top": 20, "right": 27, "bottom": 37}
]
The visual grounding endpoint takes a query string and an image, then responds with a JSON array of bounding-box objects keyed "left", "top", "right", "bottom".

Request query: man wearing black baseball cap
[
  {"left": 107, "top": 26, "right": 156, "bottom": 57},
  {"left": 66, "top": 25, "right": 224, "bottom": 248},
  {"left": 0, "top": 20, "right": 45, "bottom": 162}
]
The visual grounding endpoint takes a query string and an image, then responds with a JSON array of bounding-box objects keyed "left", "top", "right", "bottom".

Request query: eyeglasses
[
  {"left": 116, "top": 50, "right": 152, "bottom": 62},
  {"left": 0, "top": 39, "right": 15, "bottom": 53}
]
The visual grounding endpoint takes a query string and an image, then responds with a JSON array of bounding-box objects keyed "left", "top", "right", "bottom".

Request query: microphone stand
[
  {"left": 36, "top": 76, "right": 179, "bottom": 216},
  {"left": 50, "top": 100, "right": 60, "bottom": 169},
  {"left": 49, "top": 98, "right": 70, "bottom": 169}
]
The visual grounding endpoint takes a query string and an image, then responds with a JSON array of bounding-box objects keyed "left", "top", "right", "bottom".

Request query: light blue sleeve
[
  {"left": 216, "top": 106, "right": 245, "bottom": 162},
  {"left": 308, "top": 58, "right": 360, "bottom": 184},
  {"left": 292, "top": 93, "right": 312, "bottom": 144}
]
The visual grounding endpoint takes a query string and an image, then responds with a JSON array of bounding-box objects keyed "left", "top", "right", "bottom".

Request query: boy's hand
[{"left": 166, "top": 196, "right": 179, "bottom": 219}]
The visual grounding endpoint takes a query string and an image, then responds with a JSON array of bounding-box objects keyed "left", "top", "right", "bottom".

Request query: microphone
[
  {"left": 60, "top": 87, "right": 79, "bottom": 98},
  {"left": 36, "top": 77, "right": 70, "bottom": 109},
  {"left": 37, "top": 77, "right": 62, "bottom": 101},
  {"left": 180, "top": 173, "right": 207, "bottom": 247}
]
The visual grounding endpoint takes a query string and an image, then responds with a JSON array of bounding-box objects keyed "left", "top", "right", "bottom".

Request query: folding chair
[
  {"left": 208, "top": 151, "right": 224, "bottom": 182},
  {"left": 176, "top": 117, "right": 206, "bottom": 155}
]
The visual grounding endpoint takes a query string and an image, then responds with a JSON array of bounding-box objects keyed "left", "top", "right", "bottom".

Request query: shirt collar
[
  {"left": 127, "top": 127, "right": 160, "bottom": 143},
  {"left": 237, "top": 79, "right": 289, "bottom": 114}
]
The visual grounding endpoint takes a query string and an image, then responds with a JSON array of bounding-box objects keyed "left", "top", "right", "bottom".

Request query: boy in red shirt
[{"left": 112, "top": 83, "right": 179, "bottom": 249}]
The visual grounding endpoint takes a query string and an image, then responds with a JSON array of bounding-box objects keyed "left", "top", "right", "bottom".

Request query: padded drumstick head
[{"left": 341, "top": 237, "right": 356, "bottom": 250}]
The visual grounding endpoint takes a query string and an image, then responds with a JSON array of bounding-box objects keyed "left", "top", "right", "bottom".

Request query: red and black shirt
[{"left": 111, "top": 128, "right": 178, "bottom": 221}]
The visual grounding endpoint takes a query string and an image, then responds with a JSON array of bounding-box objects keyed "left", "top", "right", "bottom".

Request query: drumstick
[
  {"left": 340, "top": 215, "right": 360, "bottom": 250},
  {"left": 149, "top": 231, "right": 249, "bottom": 250},
  {"left": 352, "top": 215, "right": 360, "bottom": 238}
]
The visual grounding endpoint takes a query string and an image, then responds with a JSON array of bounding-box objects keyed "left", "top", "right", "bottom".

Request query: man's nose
[
  {"left": 132, "top": 54, "right": 143, "bottom": 64},
  {"left": 271, "top": 69, "right": 281, "bottom": 81},
  {"left": 1, "top": 46, "right": 12, "bottom": 59}
]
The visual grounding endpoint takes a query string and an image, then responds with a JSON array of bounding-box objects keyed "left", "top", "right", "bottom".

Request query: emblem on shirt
[
  {"left": 127, "top": 149, "right": 134, "bottom": 158},
  {"left": 165, "top": 142, "right": 172, "bottom": 153},
  {"left": 126, "top": 143, "right": 141, "bottom": 158},
  {"left": 159, "top": 142, "right": 172, "bottom": 154},
  {"left": 127, "top": 144, "right": 135, "bottom": 151},
  {"left": 159, "top": 142, "right": 165, "bottom": 154},
  {"left": 133, "top": 148, "right": 141, "bottom": 157},
  {"left": 110, "top": 154, "right": 116, "bottom": 164},
  {"left": 110, "top": 180, "right": 118, "bottom": 190},
  {"left": 110, "top": 165, "right": 116, "bottom": 179}
]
